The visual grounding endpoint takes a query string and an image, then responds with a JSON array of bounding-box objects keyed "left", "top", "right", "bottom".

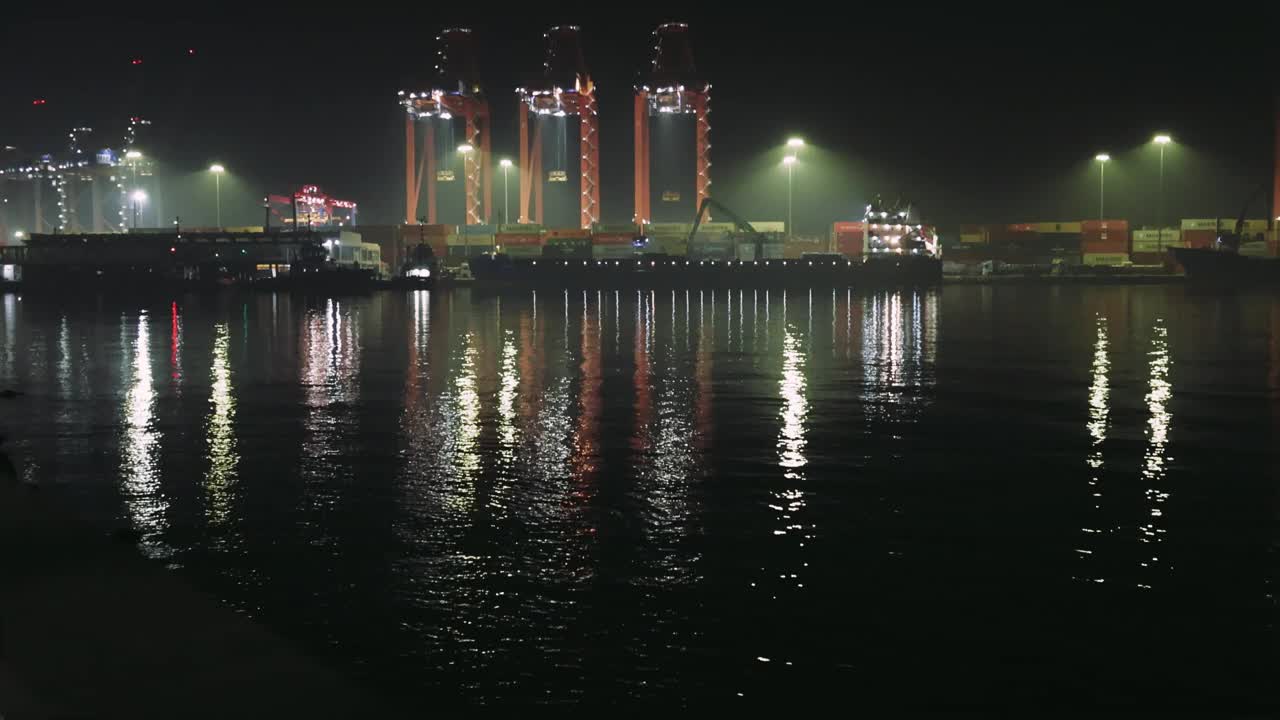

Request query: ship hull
[
  {"left": 1171, "top": 247, "right": 1280, "bottom": 286},
  {"left": 469, "top": 255, "right": 941, "bottom": 290}
]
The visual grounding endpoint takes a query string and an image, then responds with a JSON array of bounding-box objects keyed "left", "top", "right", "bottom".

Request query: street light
[
  {"left": 1094, "top": 153, "right": 1110, "bottom": 222},
  {"left": 783, "top": 155, "right": 798, "bottom": 238},
  {"left": 787, "top": 137, "right": 805, "bottom": 149},
  {"left": 499, "top": 158, "right": 513, "bottom": 224},
  {"left": 1152, "top": 135, "right": 1172, "bottom": 251},
  {"left": 13, "top": 231, "right": 24, "bottom": 242},
  {"left": 209, "top": 164, "right": 225, "bottom": 228},
  {"left": 131, "top": 189, "right": 147, "bottom": 230}
]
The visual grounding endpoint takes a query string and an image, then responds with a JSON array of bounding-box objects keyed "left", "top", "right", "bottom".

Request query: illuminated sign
[
  {"left": 436, "top": 170, "right": 455, "bottom": 182},
  {"left": 548, "top": 170, "right": 567, "bottom": 182},
  {"left": 662, "top": 191, "right": 680, "bottom": 202}
]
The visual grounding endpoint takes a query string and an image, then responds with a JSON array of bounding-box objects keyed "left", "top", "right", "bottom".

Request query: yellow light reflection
[
  {"left": 205, "top": 323, "right": 238, "bottom": 525},
  {"left": 777, "top": 328, "right": 808, "bottom": 474},
  {"left": 1077, "top": 315, "right": 1109, "bottom": 584},
  {"left": 120, "top": 312, "right": 168, "bottom": 553},
  {"left": 1138, "top": 320, "right": 1172, "bottom": 588},
  {"left": 497, "top": 330, "right": 519, "bottom": 456}
]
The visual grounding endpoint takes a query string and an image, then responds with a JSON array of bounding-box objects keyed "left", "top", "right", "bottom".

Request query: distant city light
[
  {"left": 131, "top": 190, "right": 147, "bottom": 203},
  {"left": 457, "top": 143, "right": 475, "bottom": 153},
  {"left": 209, "top": 164, "right": 225, "bottom": 173},
  {"left": 1153, "top": 134, "right": 1172, "bottom": 145},
  {"left": 499, "top": 158, "right": 513, "bottom": 168},
  {"left": 126, "top": 150, "right": 142, "bottom": 160},
  {"left": 13, "top": 231, "right": 25, "bottom": 240},
  {"left": 1095, "top": 153, "right": 1110, "bottom": 162},
  {"left": 786, "top": 137, "right": 804, "bottom": 148}
]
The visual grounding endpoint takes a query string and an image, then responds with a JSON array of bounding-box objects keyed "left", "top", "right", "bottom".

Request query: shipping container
[
  {"left": 1180, "top": 218, "right": 1223, "bottom": 231},
  {"left": 749, "top": 221, "right": 786, "bottom": 233},
  {"left": 418, "top": 223, "right": 456, "bottom": 236},
  {"left": 1006, "top": 223, "right": 1036, "bottom": 233},
  {"left": 1129, "top": 251, "right": 1167, "bottom": 266},
  {"left": 463, "top": 224, "right": 496, "bottom": 235},
  {"left": 835, "top": 235, "right": 864, "bottom": 256},
  {"left": 499, "top": 223, "right": 542, "bottom": 234},
  {"left": 1131, "top": 229, "right": 1180, "bottom": 252},
  {"left": 447, "top": 232, "right": 495, "bottom": 246},
  {"left": 503, "top": 246, "right": 542, "bottom": 259},
  {"left": 495, "top": 233, "right": 542, "bottom": 248},
  {"left": 655, "top": 238, "right": 688, "bottom": 256},
  {"left": 545, "top": 228, "right": 591, "bottom": 239},
  {"left": 593, "top": 223, "right": 638, "bottom": 234},
  {"left": 736, "top": 245, "right": 757, "bottom": 261},
  {"left": 593, "top": 232, "right": 636, "bottom": 246},
  {"left": 833, "top": 221, "right": 867, "bottom": 233},
  {"left": 1035, "top": 232, "right": 1083, "bottom": 251},
  {"left": 1082, "top": 219, "right": 1129, "bottom": 232},
  {"left": 646, "top": 223, "right": 691, "bottom": 235},
  {"left": 1181, "top": 229, "right": 1215, "bottom": 249},
  {"left": 1083, "top": 253, "right": 1129, "bottom": 266},
  {"left": 960, "top": 233, "right": 986, "bottom": 244},
  {"left": 1034, "top": 222, "right": 1082, "bottom": 234}
]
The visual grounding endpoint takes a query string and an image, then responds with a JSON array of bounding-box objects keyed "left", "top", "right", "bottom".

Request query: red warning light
[
  {"left": 31, "top": 99, "right": 46, "bottom": 106},
  {"left": 169, "top": 247, "right": 176, "bottom": 253},
  {"left": 130, "top": 58, "right": 142, "bottom": 65},
  {"left": 188, "top": 48, "right": 195, "bottom": 55}
]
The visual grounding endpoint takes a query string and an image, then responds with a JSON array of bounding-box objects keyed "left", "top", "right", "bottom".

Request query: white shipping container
[{"left": 749, "top": 221, "right": 786, "bottom": 233}]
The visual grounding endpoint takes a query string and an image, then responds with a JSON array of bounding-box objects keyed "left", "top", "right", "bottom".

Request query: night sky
[{"left": 2, "top": 10, "right": 1276, "bottom": 233}]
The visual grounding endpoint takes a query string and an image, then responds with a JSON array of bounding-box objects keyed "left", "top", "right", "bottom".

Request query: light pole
[
  {"left": 1153, "top": 135, "right": 1171, "bottom": 251},
  {"left": 131, "top": 189, "right": 147, "bottom": 230},
  {"left": 209, "top": 164, "right": 225, "bottom": 228},
  {"left": 1094, "top": 153, "right": 1110, "bottom": 222},
  {"left": 783, "top": 155, "right": 797, "bottom": 238},
  {"left": 457, "top": 143, "right": 474, "bottom": 256},
  {"left": 499, "top": 158, "right": 513, "bottom": 225}
]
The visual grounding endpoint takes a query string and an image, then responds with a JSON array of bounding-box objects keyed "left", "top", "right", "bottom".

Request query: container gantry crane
[
  {"left": 399, "top": 28, "right": 493, "bottom": 225},
  {"left": 634, "top": 22, "right": 711, "bottom": 226},
  {"left": 516, "top": 25, "right": 599, "bottom": 229}
]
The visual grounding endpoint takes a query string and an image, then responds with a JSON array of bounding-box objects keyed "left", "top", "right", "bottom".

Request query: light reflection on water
[
  {"left": 1077, "top": 314, "right": 1110, "bottom": 584},
  {"left": 1138, "top": 320, "right": 1172, "bottom": 589},
  {"left": 119, "top": 311, "right": 168, "bottom": 556},
  {"left": 1, "top": 286, "right": 1273, "bottom": 706},
  {"left": 205, "top": 323, "right": 238, "bottom": 526}
]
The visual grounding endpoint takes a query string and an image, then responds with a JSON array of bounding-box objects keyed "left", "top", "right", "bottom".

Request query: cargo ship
[
  {"left": 1170, "top": 197, "right": 1279, "bottom": 286},
  {"left": 467, "top": 197, "right": 941, "bottom": 289},
  {"left": 1171, "top": 246, "right": 1280, "bottom": 285}
]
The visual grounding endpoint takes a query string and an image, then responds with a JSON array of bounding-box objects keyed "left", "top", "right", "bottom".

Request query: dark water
[{"left": 1, "top": 286, "right": 1278, "bottom": 709}]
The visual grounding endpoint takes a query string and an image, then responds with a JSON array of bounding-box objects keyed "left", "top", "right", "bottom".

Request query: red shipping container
[
  {"left": 1006, "top": 223, "right": 1036, "bottom": 233},
  {"left": 593, "top": 233, "right": 635, "bottom": 245},
  {"left": 835, "top": 232, "right": 864, "bottom": 256},
  {"left": 1081, "top": 219, "right": 1129, "bottom": 232},
  {"left": 496, "top": 234, "right": 542, "bottom": 247},
  {"left": 833, "top": 221, "right": 866, "bottom": 233},
  {"left": 1182, "top": 229, "right": 1215, "bottom": 249},
  {"left": 546, "top": 228, "right": 590, "bottom": 239}
]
